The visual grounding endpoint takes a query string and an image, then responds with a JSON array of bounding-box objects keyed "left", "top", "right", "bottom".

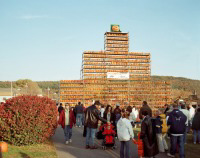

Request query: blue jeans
[
  {"left": 170, "top": 135, "right": 184, "bottom": 158},
  {"left": 120, "top": 140, "right": 130, "bottom": 158},
  {"left": 76, "top": 113, "right": 83, "bottom": 126},
  {"left": 86, "top": 127, "right": 96, "bottom": 146},
  {"left": 64, "top": 125, "right": 72, "bottom": 141},
  {"left": 193, "top": 130, "right": 200, "bottom": 143}
]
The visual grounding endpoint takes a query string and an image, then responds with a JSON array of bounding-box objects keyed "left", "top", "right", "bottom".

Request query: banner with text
[{"left": 107, "top": 72, "right": 129, "bottom": 79}]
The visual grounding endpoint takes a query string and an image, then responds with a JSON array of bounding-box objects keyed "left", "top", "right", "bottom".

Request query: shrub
[{"left": 0, "top": 95, "right": 58, "bottom": 146}]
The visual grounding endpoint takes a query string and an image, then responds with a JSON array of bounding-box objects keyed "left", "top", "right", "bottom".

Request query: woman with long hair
[{"left": 103, "top": 104, "right": 115, "bottom": 125}]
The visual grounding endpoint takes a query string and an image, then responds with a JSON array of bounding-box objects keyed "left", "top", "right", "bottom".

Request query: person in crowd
[
  {"left": 180, "top": 103, "right": 190, "bottom": 144},
  {"left": 96, "top": 103, "right": 101, "bottom": 112},
  {"left": 139, "top": 101, "right": 152, "bottom": 119},
  {"left": 120, "top": 103, "right": 126, "bottom": 111},
  {"left": 58, "top": 103, "right": 76, "bottom": 145},
  {"left": 123, "top": 102, "right": 129, "bottom": 111},
  {"left": 167, "top": 104, "right": 187, "bottom": 158},
  {"left": 83, "top": 105, "right": 88, "bottom": 137},
  {"left": 192, "top": 108, "right": 200, "bottom": 144},
  {"left": 195, "top": 104, "right": 200, "bottom": 112},
  {"left": 75, "top": 102, "right": 84, "bottom": 127},
  {"left": 159, "top": 111, "right": 169, "bottom": 152},
  {"left": 117, "top": 109, "right": 134, "bottom": 158},
  {"left": 114, "top": 103, "right": 122, "bottom": 125},
  {"left": 58, "top": 103, "right": 64, "bottom": 115},
  {"left": 166, "top": 105, "right": 174, "bottom": 116},
  {"left": 132, "top": 106, "right": 139, "bottom": 119},
  {"left": 164, "top": 104, "right": 169, "bottom": 114},
  {"left": 155, "top": 110, "right": 168, "bottom": 152},
  {"left": 103, "top": 104, "right": 115, "bottom": 125},
  {"left": 71, "top": 106, "right": 75, "bottom": 112},
  {"left": 188, "top": 103, "right": 195, "bottom": 132},
  {"left": 126, "top": 105, "right": 136, "bottom": 127},
  {"left": 81, "top": 103, "right": 85, "bottom": 126},
  {"left": 140, "top": 110, "right": 159, "bottom": 158},
  {"left": 84, "top": 100, "right": 107, "bottom": 149},
  {"left": 100, "top": 104, "right": 105, "bottom": 118}
]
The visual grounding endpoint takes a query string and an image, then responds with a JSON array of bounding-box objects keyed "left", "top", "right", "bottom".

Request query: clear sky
[{"left": 0, "top": 0, "right": 199, "bottom": 81}]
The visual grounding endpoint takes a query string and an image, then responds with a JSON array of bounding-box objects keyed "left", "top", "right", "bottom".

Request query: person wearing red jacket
[{"left": 58, "top": 103, "right": 76, "bottom": 145}]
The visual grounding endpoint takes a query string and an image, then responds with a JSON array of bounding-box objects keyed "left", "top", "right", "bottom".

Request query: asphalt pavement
[{"left": 52, "top": 126, "right": 169, "bottom": 158}]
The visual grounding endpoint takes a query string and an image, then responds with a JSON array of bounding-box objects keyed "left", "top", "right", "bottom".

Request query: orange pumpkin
[
  {"left": 0, "top": 142, "right": 8, "bottom": 152},
  {"left": 112, "top": 25, "right": 120, "bottom": 32}
]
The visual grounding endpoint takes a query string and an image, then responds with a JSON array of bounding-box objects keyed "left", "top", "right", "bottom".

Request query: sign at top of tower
[{"left": 110, "top": 24, "right": 121, "bottom": 32}]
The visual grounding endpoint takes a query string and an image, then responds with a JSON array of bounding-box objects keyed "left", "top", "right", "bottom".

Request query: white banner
[{"left": 107, "top": 72, "right": 129, "bottom": 79}]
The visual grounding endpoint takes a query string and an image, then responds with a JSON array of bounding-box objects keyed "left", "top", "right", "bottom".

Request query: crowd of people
[{"left": 56, "top": 100, "right": 200, "bottom": 158}]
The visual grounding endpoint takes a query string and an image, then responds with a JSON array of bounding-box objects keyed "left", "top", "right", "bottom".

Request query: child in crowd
[{"left": 155, "top": 110, "right": 168, "bottom": 152}]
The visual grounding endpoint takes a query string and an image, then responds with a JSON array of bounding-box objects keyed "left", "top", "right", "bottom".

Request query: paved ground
[{"left": 52, "top": 126, "right": 169, "bottom": 158}]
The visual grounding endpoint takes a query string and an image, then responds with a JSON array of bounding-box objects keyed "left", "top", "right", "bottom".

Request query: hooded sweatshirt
[{"left": 117, "top": 117, "right": 134, "bottom": 141}]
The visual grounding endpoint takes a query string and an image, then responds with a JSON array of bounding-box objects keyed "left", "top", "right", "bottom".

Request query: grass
[
  {"left": 133, "top": 127, "right": 200, "bottom": 158},
  {"left": 2, "top": 139, "right": 57, "bottom": 158}
]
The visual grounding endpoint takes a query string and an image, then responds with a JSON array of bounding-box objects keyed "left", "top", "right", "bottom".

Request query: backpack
[{"left": 159, "top": 114, "right": 168, "bottom": 133}]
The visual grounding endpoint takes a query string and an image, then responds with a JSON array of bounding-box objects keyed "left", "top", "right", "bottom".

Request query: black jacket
[
  {"left": 192, "top": 111, "right": 200, "bottom": 130},
  {"left": 114, "top": 107, "right": 121, "bottom": 122},
  {"left": 140, "top": 115, "right": 159, "bottom": 157},
  {"left": 84, "top": 105, "right": 106, "bottom": 129}
]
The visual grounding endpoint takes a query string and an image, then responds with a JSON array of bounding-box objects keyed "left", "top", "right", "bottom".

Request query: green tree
[{"left": 14, "top": 79, "right": 42, "bottom": 95}]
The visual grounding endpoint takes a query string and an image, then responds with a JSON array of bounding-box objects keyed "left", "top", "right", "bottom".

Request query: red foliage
[{"left": 0, "top": 95, "right": 58, "bottom": 146}]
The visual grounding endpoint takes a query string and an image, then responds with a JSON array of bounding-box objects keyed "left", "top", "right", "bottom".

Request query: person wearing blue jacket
[{"left": 167, "top": 104, "right": 187, "bottom": 158}]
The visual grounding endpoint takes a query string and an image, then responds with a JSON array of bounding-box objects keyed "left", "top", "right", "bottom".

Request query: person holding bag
[{"left": 117, "top": 109, "right": 134, "bottom": 158}]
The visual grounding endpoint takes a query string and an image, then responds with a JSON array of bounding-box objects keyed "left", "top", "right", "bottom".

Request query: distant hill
[
  {"left": 151, "top": 76, "right": 200, "bottom": 95},
  {"left": 1, "top": 77, "right": 200, "bottom": 99}
]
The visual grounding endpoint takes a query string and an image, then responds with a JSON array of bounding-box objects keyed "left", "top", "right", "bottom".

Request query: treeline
[
  {"left": 36, "top": 81, "right": 59, "bottom": 90},
  {"left": 0, "top": 81, "right": 59, "bottom": 90},
  {"left": 0, "top": 81, "right": 12, "bottom": 88},
  {"left": 1, "top": 76, "right": 200, "bottom": 95}
]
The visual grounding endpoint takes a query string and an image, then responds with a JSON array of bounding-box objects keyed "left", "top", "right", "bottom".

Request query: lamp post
[{"left": 17, "top": 88, "right": 21, "bottom": 96}]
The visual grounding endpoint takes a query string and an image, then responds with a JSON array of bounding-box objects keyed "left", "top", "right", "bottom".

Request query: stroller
[{"left": 100, "top": 123, "right": 116, "bottom": 150}]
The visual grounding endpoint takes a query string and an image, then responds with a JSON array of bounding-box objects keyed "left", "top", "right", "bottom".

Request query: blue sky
[{"left": 0, "top": 0, "right": 199, "bottom": 81}]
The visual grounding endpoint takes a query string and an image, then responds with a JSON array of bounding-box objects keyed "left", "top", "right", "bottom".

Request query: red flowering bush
[{"left": 0, "top": 96, "right": 58, "bottom": 146}]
